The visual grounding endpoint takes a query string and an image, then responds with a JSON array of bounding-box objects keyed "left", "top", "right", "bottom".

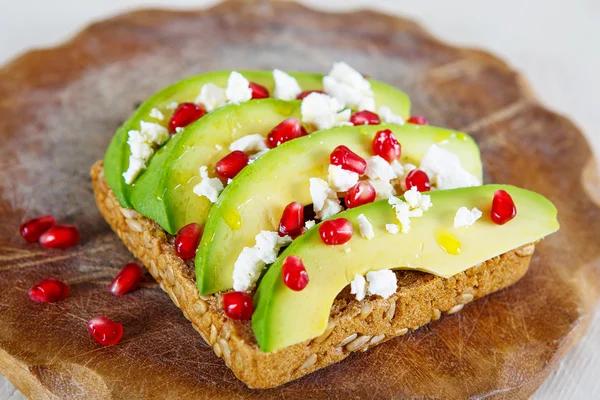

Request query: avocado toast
[{"left": 92, "top": 63, "right": 559, "bottom": 388}]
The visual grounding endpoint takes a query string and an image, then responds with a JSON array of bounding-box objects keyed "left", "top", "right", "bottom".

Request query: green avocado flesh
[
  {"left": 196, "top": 124, "right": 482, "bottom": 295},
  {"left": 103, "top": 70, "right": 411, "bottom": 211},
  {"left": 252, "top": 185, "right": 559, "bottom": 352}
]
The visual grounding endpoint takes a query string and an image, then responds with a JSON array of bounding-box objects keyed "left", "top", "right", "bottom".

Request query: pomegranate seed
[
  {"left": 345, "top": 181, "right": 376, "bottom": 208},
  {"left": 407, "top": 115, "right": 429, "bottom": 125},
  {"left": 330, "top": 145, "right": 367, "bottom": 174},
  {"left": 168, "top": 102, "right": 206, "bottom": 133},
  {"left": 109, "top": 263, "right": 143, "bottom": 296},
  {"left": 278, "top": 202, "right": 305, "bottom": 239},
  {"left": 350, "top": 110, "right": 381, "bottom": 126},
  {"left": 39, "top": 225, "right": 79, "bottom": 249},
  {"left": 491, "top": 190, "right": 517, "bottom": 225},
  {"left": 249, "top": 82, "right": 270, "bottom": 99},
  {"left": 174, "top": 223, "right": 203, "bottom": 259},
  {"left": 282, "top": 255, "right": 309, "bottom": 291},
  {"left": 28, "top": 278, "right": 69, "bottom": 303},
  {"left": 266, "top": 118, "right": 307, "bottom": 148},
  {"left": 296, "top": 90, "right": 324, "bottom": 100},
  {"left": 319, "top": 218, "right": 353, "bottom": 245},
  {"left": 216, "top": 150, "right": 249, "bottom": 179},
  {"left": 20, "top": 214, "right": 56, "bottom": 242},
  {"left": 372, "top": 129, "right": 401, "bottom": 162},
  {"left": 223, "top": 292, "right": 254, "bottom": 320},
  {"left": 405, "top": 169, "right": 431, "bottom": 192},
  {"left": 87, "top": 316, "right": 123, "bottom": 346}
]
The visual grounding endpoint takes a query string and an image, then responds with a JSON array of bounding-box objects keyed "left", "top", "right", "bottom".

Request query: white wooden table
[{"left": 1, "top": 0, "right": 598, "bottom": 398}]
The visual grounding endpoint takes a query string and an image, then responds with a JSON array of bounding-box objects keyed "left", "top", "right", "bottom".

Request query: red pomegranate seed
[
  {"left": 249, "top": 82, "right": 270, "bottom": 99},
  {"left": 266, "top": 118, "right": 307, "bottom": 148},
  {"left": 345, "top": 181, "right": 376, "bottom": 208},
  {"left": 405, "top": 169, "right": 431, "bottom": 192},
  {"left": 168, "top": 102, "right": 206, "bottom": 133},
  {"left": 39, "top": 225, "right": 79, "bottom": 249},
  {"left": 278, "top": 202, "right": 305, "bottom": 239},
  {"left": 407, "top": 115, "right": 429, "bottom": 125},
  {"left": 282, "top": 255, "right": 309, "bottom": 291},
  {"left": 109, "top": 263, "right": 143, "bottom": 296},
  {"left": 20, "top": 214, "right": 56, "bottom": 242},
  {"left": 318, "top": 218, "right": 353, "bottom": 245},
  {"left": 216, "top": 150, "right": 249, "bottom": 179},
  {"left": 28, "top": 278, "right": 69, "bottom": 303},
  {"left": 491, "top": 190, "right": 517, "bottom": 225},
  {"left": 223, "top": 292, "right": 254, "bottom": 320},
  {"left": 350, "top": 110, "right": 381, "bottom": 126},
  {"left": 330, "top": 145, "right": 367, "bottom": 174},
  {"left": 372, "top": 129, "right": 401, "bottom": 162},
  {"left": 87, "top": 316, "right": 123, "bottom": 346},
  {"left": 296, "top": 90, "right": 324, "bottom": 100},
  {"left": 174, "top": 223, "right": 203, "bottom": 259}
]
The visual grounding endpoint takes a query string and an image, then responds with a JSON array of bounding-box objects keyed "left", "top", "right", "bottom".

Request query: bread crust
[{"left": 91, "top": 161, "right": 534, "bottom": 389}]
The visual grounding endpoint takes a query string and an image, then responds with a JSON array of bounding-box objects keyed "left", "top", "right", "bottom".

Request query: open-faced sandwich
[{"left": 91, "top": 62, "right": 559, "bottom": 388}]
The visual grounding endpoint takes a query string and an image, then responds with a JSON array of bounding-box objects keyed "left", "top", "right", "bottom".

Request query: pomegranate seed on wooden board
[
  {"left": 278, "top": 202, "right": 305, "bottom": 239},
  {"left": 249, "top": 82, "right": 270, "bottom": 99},
  {"left": 372, "top": 129, "right": 401, "bottom": 162},
  {"left": 345, "top": 181, "right": 376, "bottom": 208},
  {"left": 20, "top": 214, "right": 56, "bottom": 242},
  {"left": 282, "top": 255, "right": 309, "bottom": 291},
  {"left": 319, "top": 218, "right": 353, "bottom": 245},
  {"left": 350, "top": 110, "right": 380, "bottom": 126},
  {"left": 266, "top": 118, "right": 307, "bottom": 148},
  {"left": 174, "top": 223, "right": 203, "bottom": 259},
  {"left": 215, "top": 150, "right": 249, "bottom": 179},
  {"left": 168, "top": 102, "right": 206, "bottom": 133},
  {"left": 28, "top": 278, "right": 70, "bottom": 303},
  {"left": 87, "top": 316, "right": 123, "bottom": 346},
  {"left": 39, "top": 225, "right": 80, "bottom": 249},
  {"left": 330, "top": 145, "right": 367, "bottom": 174},
  {"left": 405, "top": 169, "right": 431, "bottom": 192},
  {"left": 407, "top": 115, "right": 429, "bottom": 125},
  {"left": 296, "top": 90, "right": 324, "bottom": 100},
  {"left": 223, "top": 292, "right": 254, "bottom": 320},
  {"left": 491, "top": 190, "right": 517, "bottom": 225},
  {"left": 109, "top": 263, "right": 144, "bottom": 296}
]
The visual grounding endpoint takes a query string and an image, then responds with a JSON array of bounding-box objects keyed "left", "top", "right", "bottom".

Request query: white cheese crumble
[
  {"left": 357, "top": 214, "right": 375, "bottom": 240},
  {"left": 232, "top": 231, "right": 291, "bottom": 291},
  {"left": 175, "top": 127, "right": 184, "bottom": 133},
  {"left": 149, "top": 108, "right": 164, "bottom": 121},
  {"left": 454, "top": 206, "right": 483, "bottom": 228},
  {"left": 192, "top": 166, "right": 224, "bottom": 203},
  {"left": 122, "top": 122, "right": 169, "bottom": 184},
  {"left": 229, "top": 134, "right": 267, "bottom": 153},
  {"left": 301, "top": 92, "right": 351, "bottom": 130},
  {"left": 319, "top": 199, "right": 343, "bottom": 219},
  {"left": 385, "top": 224, "right": 400, "bottom": 234},
  {"left": 404, "top": 186, "right": 433, "bottom": 213},
  {"left": 304, "top": 220, "right": 316, "bottom": 230},
  {"left": 350, "top": 274, "right": 367, "bottom": 301},
  {"left": 419, "top": 145, "right": 481, "bottom": 190},
  {"left": 273, "top": 69, "right": 302, "bottom": 101},
  {"left": 248, "top": 148, "right": 269, "bottom": 162},
  {"left": 388, "top": 188, "right": 432, "bottom": 233},
  {"left": 369, "top": 179, "right": 396, "bottom": 201},
  {"left": 225, "top": 71, "right": 252, "bottom": 104},
  {"left": 378, "top": 105, "right": 405, "bottom": 125},
  {"left": 365, "top": 156, "right": 396, "bottom": 181},
  {"left": 328, "top": 164, "right": 359, "bottom": 192},
  {"left": 196, "top": 83, "right": 227, "bottom": 111},
  {"left": 166, "top": 101, "right": 178, "bottom": 110},
  {"left": 309, "top": 178, "right": 342, "bottom": 219},
  {"left": 366, "top": 269, "right": 397, "bottom": 298},
  {"left": 323, "top": 62, "right": 375, "bottom": 111}
]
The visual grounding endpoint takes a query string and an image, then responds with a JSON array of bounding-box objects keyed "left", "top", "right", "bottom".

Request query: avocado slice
[
  {"left": 104, "top": 70, "right": 411, "bottom": 209},
  {"left": 252, "top": 185, "right": 559, "bottom": 352},
  {"left": 196, "top": 124, "right": 482, "bottom": 295}
]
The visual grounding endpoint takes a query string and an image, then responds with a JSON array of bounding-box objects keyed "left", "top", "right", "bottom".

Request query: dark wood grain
[{"left": 0, "top": 1, "right": 599, "bottom": 399}]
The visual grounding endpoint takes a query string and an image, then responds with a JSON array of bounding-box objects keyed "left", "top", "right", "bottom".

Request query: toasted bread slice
[{"left": 91, "top": 160, "right": 535, "bottom": 389}]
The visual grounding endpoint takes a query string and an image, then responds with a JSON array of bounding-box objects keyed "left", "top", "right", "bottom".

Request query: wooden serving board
[{"left": 1, "top": 1, "right": 599, "bottom": 398}]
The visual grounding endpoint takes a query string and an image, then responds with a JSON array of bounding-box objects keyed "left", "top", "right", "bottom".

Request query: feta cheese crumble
[
  {"left": 419, "top": 145, "right": 481, "bottom": 190},
  {"left": 175, "top": 127, "right": 184, "bottom": 133},
  {"left": 192, "top": 166, "right": 224, "bottom": 203},
  {"left": 166, "top": 101, "right": 178, "bottom": 110},
  {"left": 454, "top": 206, "right": 483, "bottom": 228},
  {"left": 149, "top": 108, "right": 165, "bottom": 121},
  {"left": 369, "top": 179, "right": 396, "bottom": 200},
  {"left": 387, "top": 187, "right": 432, "bottom": 233},
  {"left": 328, "top": 164, "right": 359, "bottom": 192},
  {"left": 301, "top": 92, "right": 351, "bottom": 130},
  {"left": 323, "top": 62, "right": 375, "bottom": 111},
  {"left": 196, "top": 83, "right": 227, "bottom": 111},
  {"left": 357, "top": 214, "right": 375, "bottom": 240},
  {"left": 309, "top": 178, "right": 342, "bottom": 219},
  {"left": 378, "top": 105, "right": 405, "bottom": 125},
  {"left": 273, "top": 69, "right": 302, "bottom": 101},
  {"left": 122, "top": 122, "right": 169, "bottom": 184},
  {"left": 365, "top": 156, "right": 396, "bottom": 181},
  {"left": 304, "top": 220, "right": 316, "bottom": 230},
  {"left": 350, "top": 274, "right": 367, "bottom": 301},
  {"left": 229, "top": 134, "right": 268, "bottom": 153},
  {"left": 225, "top": 71, "right": 252, "bottom": 104},
  {"left": 385, "top": 224, "right": 400, "bottom": 234},
  {"left": 366, "top": 269, "right": 397, "bottom": 298}
]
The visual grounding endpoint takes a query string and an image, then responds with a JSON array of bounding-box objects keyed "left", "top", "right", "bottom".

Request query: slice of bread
[{"left": 91, "top": 161, "right": 535, "bottom": 389}]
